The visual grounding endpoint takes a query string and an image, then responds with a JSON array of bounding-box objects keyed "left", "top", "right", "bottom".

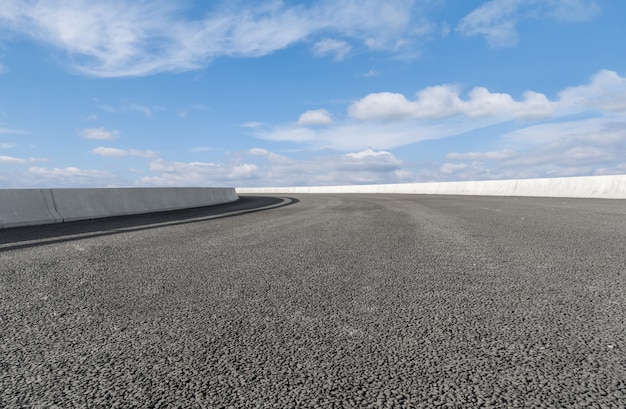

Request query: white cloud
[
  {"left": 129, "top": 104, "right": 154, "bottom": 117},
  {"left": 259, "top": 114, "right": 515, "bottom": 151},
  {"left": 138, "top": 158, "right": 260, "bottom": 187},
  {"left": 595, "top": 163, "right": 626, "bottom": 176},
  {"left": 237, "top": 148, "right": 411, "bottom": 187},
  {"left": 446, "top": 149, "right": 517, "bottom": 161},
  {"left": 190, "top": 147, "right": 221, "bottom": 153},
  {"left": 457, "top": 0, "right": 600, "bottom": 48},
  {"left": 437, "top": 116, "right": 626, "bottom": 181},
  {"left": 81, "top": 127, "right": 119, "bottom": 140},
  {"left": 348, "top": 85, "right": 555, "bottom": 121},
  {"left": 440, "top": 162, "right": 468, "bottom": 175},
  {"left": 545, "top": 0, "right": 601, "bottom": 22},
  {"left": 349, "top": 92, "right": 426, "bottom": 121},
  {"left": 0, "top": 127, "right": 29, "bottom": 135},
  {"left": 457, "top": 0, "right": 522, "bottom": 47},
  {"left": 362, "top": 69, "right": 379, "bottom": 77},
  {"left": 0, "top": 143, "right": 16, "bottom": 149},
  {"left": 93, "top": 147, "right": 158, "bottom": 158},
  {"left": 311, "top": 38, "right": 351, "bottom": 61},
  {"left": 558, "top": 69, "right": 626, "bottom": 112},
  {"left": 0, "top": 0, "right": 425, "bottom": 77},
  {"left": 240, "top": 121, "right": 267, "bottom": 128},
  {"left": 0, "top": 155, "right": 47, "bottom": 164},
  {"left": 340, "top": 69, "right": 624, "bottom": 124},
  {"left": 297, "top": 109, "right": 333, "bottom": 125},
  {"left": 502, "top": 117, "right": 626, "bottom": 146},
  {"left": 246, "top": 147, "right": 292, "bottom": 164},
  {"left": 344, "top": 149, "right": 394, "bottom": 160},
  {"left": 133, "top": 147, "right": 412, "bottom": 188},
  {"left": 0, "top": 63, "right": 7, "bottom": 75},
  {"left": 23, "top": 166, "right": 117, "bottom": 187},
  {"left": 253, "top": 69, "right": 626, "bottom": 180}
]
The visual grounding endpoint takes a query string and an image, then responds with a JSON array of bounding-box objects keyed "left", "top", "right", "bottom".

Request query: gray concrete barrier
[
  {"left": 0, "top": 189, "right": 62, "bottom": 229},
  {"left": 237, "top": 175, "right": 626, "bottom": 199},
  {"left": 0, "top": 187, "right": 238, "bottom": 229}
]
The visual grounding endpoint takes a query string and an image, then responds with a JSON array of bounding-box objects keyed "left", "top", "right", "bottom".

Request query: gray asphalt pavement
[{"left": 1, "top": 194, "right": 625, "bottom": 408}]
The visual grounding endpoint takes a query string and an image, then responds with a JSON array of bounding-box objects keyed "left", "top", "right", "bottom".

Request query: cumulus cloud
[
  {"left": 93, "top": 147, "right": 158, "bottom": 158},
  {"left": 297, "top": 109, "right": 333, "bottom": 125},
  {"left": 0, "top": 0, "right": 425, "bottom": 77},
  {"left": 457, "top": 0, "right": 600, "bottom": 48},
  {"left": 253, "top": 69, "right": 623, "bottom": 151},
  {"left": 558, "top": 69, "right": 626, "bottom": 112},
  {"left": 311, "top": 38, "right": 351, "bottom": 61},
  {"left": 251, "top": 69, "right": 626, "bottom": 181},
  {"left": 81, "top": 127, "right": 119, "bottom": 140},
  {"left": 348, "top": 85, "right": 555, "bottom": 121}
]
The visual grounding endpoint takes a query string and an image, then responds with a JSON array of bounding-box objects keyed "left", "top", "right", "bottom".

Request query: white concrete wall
[
  {"left": 237, "top": 175, "right": 626, "bottom": 199},
  {"left": 0, "top": 187, "right": 238, "bottom": 229}
]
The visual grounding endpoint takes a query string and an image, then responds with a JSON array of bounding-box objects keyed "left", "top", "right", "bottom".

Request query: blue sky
[{"left": 1, "top": 0, "right": 625, "bottom": 188}]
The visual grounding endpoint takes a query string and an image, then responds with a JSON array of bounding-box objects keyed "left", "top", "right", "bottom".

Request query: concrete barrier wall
[
  {"left": 0, "top": 189, "right": 63, "bottom": 229},
  {"left": 237, "top": 175, "right": 626, "bottom": 199},
  {"left": 0, "top": 187, "right": 238, "bottom": 229}
]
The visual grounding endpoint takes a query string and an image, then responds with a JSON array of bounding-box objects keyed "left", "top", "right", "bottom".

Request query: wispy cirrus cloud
[
  {"left": 0, "top": 127, "right": 29, "bottom": 135},
  {"left": 0, "top": 155, "right": 47, "bottom": 164},
  {"left": 93, "top": 147, "right": 158, "bottom": 158},
  {"left": 24, "top": 166, "right": 117, "bottom": 187},
  {"left": 80, "top": 127, "right": 119, "bottom": 140},
  {"left": 438, "top": 116, "right": 626, "bottom": 181},
  {"left": 457, "top": 0, "right": 600, "bottom": 48},
  {"left": 446, "top": 149, "right": 518, "bottom": 161},
  {"left": 0, "top": 0, "right": 429, "bottom": 77},
  {"left": 128, "top": 104, "right": 154, "bottom": 117},
  {"left": 311, "top": 38, "right": 351, "bottom": 61}
]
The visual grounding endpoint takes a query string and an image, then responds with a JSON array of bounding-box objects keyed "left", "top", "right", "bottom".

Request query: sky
[{"left": 0, "top": 0, "right": 625, "bottom": 188}]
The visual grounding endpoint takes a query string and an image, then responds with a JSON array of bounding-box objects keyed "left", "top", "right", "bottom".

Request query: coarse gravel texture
[{"left": 1, "top": 194, "right": 625, "bottom": 408}]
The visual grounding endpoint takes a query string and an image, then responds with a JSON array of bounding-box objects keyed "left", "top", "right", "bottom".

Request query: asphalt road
[{"left": 1, "top": 194, "right": 625, "bottom": 408}]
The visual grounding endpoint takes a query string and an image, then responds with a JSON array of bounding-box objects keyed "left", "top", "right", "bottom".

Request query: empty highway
[{"left": 1, "top": 194, "right": 625, "bottom": 408}]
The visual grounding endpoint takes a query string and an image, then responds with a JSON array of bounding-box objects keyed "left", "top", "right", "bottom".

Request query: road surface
[{"left": 1, "top": 194, "right": 625, "bottom": 407}]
